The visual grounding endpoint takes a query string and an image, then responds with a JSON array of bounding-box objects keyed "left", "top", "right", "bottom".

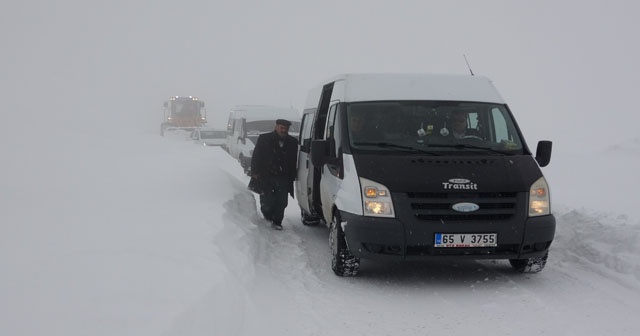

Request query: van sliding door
[{"left": 309, "top": 82, "right": 335, "bottom": 219}]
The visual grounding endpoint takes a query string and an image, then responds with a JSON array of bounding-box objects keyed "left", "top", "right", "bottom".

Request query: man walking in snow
[{"left": 249, "top": 119, "right": 298, "bottom": 230}]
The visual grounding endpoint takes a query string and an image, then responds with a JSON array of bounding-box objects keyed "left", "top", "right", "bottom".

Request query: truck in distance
[{"left": 161, "top": 96, "right": 207, "bottom": 136}]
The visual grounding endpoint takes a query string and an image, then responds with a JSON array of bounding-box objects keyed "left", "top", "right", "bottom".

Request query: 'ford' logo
[
  {"left": 452, "top": 202, "right": 480, "bottom": 212},
  {"left": 449, "top": 178, "right": 470, "bottom": 184}
]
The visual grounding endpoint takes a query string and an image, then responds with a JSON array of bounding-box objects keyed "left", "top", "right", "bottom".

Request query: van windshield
[{"left": 347, "top": 101, "right": 524, "bottom": 154}]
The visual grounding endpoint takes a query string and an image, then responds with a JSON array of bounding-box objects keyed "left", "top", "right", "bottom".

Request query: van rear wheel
[
  {"left": 509, "top": 250, "right": 549, "bottom": 273},
  {"left": 329, "top": 212, "right": 359, "bottom": 276}
]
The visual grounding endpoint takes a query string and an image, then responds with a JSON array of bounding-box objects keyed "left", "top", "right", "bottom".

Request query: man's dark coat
[{"left": 249, "top": 131, "right": 298, "bottom": 196}]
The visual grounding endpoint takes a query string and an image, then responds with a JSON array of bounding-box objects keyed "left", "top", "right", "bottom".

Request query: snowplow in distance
[{"left": 161, "top": 96, "right": 207, "bottom": 136}]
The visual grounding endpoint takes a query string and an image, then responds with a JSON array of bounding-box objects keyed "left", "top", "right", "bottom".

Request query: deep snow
[
  {"left": 3, "top": 0, "right": 640, "bottom": 335},
  {"left": 1, "top": 128, "right": 639, "bottom": 336}
]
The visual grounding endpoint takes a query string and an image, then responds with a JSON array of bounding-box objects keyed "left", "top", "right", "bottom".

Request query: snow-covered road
[{"left": 2, "top": 131, "right": 639, "bottom": 336}]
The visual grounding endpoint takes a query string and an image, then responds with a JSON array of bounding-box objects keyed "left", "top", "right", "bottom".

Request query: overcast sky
[{"left": 2, "top": 0, "right": 639, "bottom": 151}]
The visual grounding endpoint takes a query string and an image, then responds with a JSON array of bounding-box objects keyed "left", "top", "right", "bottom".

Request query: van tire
[
  {"left": 509, "top": 250, "right": 549, "bottom": 273},
  {"left": 329, "top": 212, "right": 359, "bottom": 276},
  {"left": 301, "top": 209, "right": 321, "bottom": 226}
]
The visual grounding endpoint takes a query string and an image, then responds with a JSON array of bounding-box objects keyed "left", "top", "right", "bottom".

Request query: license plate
[{"left": 434, "top": 233, "right": 497, "bottom": 247}]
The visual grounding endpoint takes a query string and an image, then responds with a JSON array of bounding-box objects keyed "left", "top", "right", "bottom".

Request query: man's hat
[{"left": 276, "top": 119, "right": 291, "bottom": 126}]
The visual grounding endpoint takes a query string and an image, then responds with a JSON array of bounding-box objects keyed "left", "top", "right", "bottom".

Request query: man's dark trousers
[{"left": 259, "top": 175, "right": 290, "bottom": 224}]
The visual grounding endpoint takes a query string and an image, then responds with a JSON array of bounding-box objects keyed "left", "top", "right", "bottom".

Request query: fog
[
  {"left": 2, "top": 2, "right": 640, "bottom": 335},
  {"left": 3, "top": 1, "right": 638, "bottom": 146}
]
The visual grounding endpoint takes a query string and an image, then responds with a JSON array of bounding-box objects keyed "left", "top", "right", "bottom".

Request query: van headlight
[
  {"left": 529, "top": 176, "right": 550, "bottom": 217},
  {"left": 360, "top": 178, "right": 395, "bottom": 218}
]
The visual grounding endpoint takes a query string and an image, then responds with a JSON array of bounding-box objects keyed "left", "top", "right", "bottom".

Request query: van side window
[
  {"left": 491, "top": 107, "right": 510, "bottom": 142},
  {"left": 325, "top": 105, "right": 336, "bottom": 141},
  {"left": 325, "top": 104, "right": 343, "bottom": 178},
  {"left": 299, "top": 110, "right": 314, "bottom": 153},
  {"left": 325, "top": 105, "right": 337, "bottom": 157},
  {"left": 332, "top": 106, "right": 342, "bottom": 157}
]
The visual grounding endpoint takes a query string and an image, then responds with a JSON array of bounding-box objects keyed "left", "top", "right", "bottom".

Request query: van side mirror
[
  {"left": 310, "top": 140, "right": 328, "bottom": 166},
  {"left": 535, "top": 140, "right": 552, "bottom": 167}
]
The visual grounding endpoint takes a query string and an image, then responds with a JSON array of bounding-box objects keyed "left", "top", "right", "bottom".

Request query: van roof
[
  {"left": 229, "top": 105, "right": 301, "bottom": 122},
  {"left": 304, "top": 73, "right": 506, "bottom": 107}
]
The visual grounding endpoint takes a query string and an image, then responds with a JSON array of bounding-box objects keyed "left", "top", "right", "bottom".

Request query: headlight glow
[
  {"left": 360, "top": 178, "right": 395, "bottom": 218},
  {"left": 364, "top": 187, "right": 377, "bottom": 198},
  {"left": 365, "top": 201, "right": 393, "bottom": 215},
  {"left": 529, "top": 177, "right": 551, "bottom": 216}
]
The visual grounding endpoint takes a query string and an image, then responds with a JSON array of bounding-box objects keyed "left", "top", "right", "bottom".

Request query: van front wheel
[
  {"left": 329, "top": 212, "right": 359, "bottom": 276},
  {"left": 509, "top": 250, "right": 549, "bottom": 273}
]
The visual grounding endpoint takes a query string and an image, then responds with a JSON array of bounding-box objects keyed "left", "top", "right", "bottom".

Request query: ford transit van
[{"left": 295, "top": 73, "right": 555, "bottom": 276}]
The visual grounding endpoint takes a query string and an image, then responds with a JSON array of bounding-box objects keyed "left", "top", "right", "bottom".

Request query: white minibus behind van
[{"left": 226, "top": 105, "right": 301, "bottom": 175}]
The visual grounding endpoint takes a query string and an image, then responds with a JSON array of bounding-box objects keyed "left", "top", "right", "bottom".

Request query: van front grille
[{"left": 406, "top": 192, "right": 518, "bottom": 221}]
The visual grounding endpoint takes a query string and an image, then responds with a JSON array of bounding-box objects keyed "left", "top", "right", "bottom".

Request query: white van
[
  {"left": 189, "top": 127, "right": 227, "bottom": 147},
  {"left": 225, "top": 105, "right": 301, "bottom": 175},
  {"left": 296, "top": 73, "right": 555, "bottom": 276}
]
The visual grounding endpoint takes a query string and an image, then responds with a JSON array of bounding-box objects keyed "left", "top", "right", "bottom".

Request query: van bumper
[{"left": 340, "top": 210, "right": 555, "bottom": 261}]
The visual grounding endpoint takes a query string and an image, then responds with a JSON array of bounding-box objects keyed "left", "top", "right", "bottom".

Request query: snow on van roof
[
  {"left": 306, "top": 73, "right": 506, "bottom": 106},
  {"left": 229, "top": 105, "right": 301, "bottom": 122}
]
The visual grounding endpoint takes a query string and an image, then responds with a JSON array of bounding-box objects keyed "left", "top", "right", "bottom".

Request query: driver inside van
[{"left": 445, "top": 110, "right": 481, "bottom": 139}]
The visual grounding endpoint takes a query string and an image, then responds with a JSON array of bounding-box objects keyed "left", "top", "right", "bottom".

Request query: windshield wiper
[
  {"left": 430, "top": 143, "right": 516, "bottom": 155},
  {"left": 352, "top": 142, "right": 443, "bottom": 156}
]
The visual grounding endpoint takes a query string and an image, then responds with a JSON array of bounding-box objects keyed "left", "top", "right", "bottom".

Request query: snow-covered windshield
[{"left": 347, "top": 101, "right": 524, "bottom": 154}]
